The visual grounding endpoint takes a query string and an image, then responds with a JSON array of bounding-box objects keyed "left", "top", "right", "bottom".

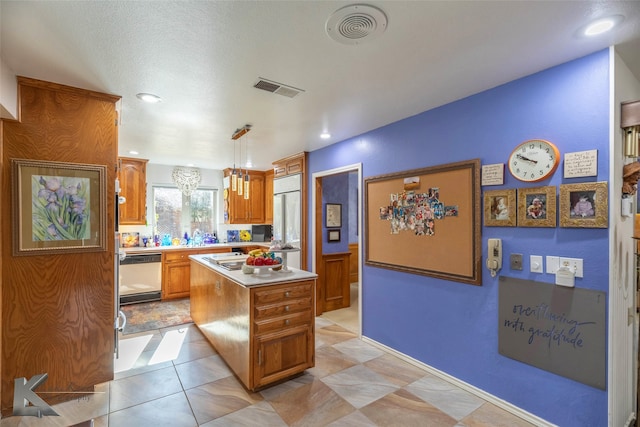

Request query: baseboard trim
[{"left": 360, "top": 335, "right": 557, "bottom": 427}]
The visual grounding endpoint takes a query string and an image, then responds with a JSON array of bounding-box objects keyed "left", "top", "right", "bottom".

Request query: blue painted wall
[
  {"left": 307, "top": 49, "right": 610, "bottom": 426},
  {"left": 322, "top": 173, "right": 349, "bottom": 253}
]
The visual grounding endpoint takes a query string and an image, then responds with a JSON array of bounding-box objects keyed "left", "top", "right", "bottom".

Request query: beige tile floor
[{"left": 2, "top": 292, "right": 536, "bottom": 427}]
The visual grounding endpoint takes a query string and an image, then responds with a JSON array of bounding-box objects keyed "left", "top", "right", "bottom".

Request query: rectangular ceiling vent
[{"left": 254, "top": 78, "right": 304, "bottom": 98}]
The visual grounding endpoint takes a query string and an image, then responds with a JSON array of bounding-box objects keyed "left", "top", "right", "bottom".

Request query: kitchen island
[{"left": 189, "top": 253, "right": 317, "bottom": 391}]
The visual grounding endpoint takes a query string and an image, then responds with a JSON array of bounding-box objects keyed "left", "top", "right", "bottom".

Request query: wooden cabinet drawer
[
  {"left": 164, "top": 251, "right": 190, "bottom": 263},
  {"left": 254, "top": 297, "right": 312, "bottom": 319},
  {"left": 254, "top": 283, "right": 313, "bottom": 305},
  {"left": 254, "top": 310, "right": 312, "bottom": 334}
]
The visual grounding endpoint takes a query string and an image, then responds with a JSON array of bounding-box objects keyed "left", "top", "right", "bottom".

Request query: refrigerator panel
[
  {"left": 285, "top": 192, "right": 301, "bottom": 247},
  {"left": 273, "top": 193, "right": 284, "bottom": 242}
]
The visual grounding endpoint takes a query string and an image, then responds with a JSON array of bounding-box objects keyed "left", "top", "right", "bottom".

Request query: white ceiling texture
[{"left": 2, "top": 1, "right": 640, "bottom": 171}]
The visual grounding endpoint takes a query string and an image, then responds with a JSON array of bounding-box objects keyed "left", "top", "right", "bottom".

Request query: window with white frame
[{"left": 153, "top": 186, "right": 217, "bottom": 239}]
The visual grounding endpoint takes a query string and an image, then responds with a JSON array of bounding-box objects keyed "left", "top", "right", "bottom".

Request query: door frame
[{"left": 311, "top": 163, "right": 362, "bottom": 336}]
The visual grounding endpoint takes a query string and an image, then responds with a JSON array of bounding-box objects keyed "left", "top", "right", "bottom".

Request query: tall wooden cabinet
[
  {"left": 118, "top": 157, "right": 148, "bottom": 225},
  {"left": 1, "top": 77, "right": 120, "bottom": 411}
]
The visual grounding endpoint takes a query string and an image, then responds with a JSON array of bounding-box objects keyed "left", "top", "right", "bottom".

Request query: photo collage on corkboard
[{"left": 378, "top": 177, "right": 458, "bottom": 236}]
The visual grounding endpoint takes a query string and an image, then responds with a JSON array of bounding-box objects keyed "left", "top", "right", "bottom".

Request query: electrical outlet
[{"left": 559, "top": 257, "right": 583, "bottom": 278}]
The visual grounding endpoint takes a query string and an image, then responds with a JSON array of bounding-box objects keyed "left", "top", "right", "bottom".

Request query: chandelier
[
  {"left": 172, "top": 167, "right": 201, "bottom": 197},
  {"left": 231, "top": 124, "right": 251, "bottom": 200}
]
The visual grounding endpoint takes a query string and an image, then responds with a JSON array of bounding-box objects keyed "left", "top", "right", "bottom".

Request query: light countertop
[{"left": 189, "top": 253, "right": 317, "bottom": 288}]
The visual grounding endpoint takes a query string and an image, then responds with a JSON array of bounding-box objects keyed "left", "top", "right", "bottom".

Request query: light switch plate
[
  {"left": 530, "top": 255, "right": 543, "bottom": 273},
  {"left": 546, "top": 256, "right": 559, "bottom": 274}
]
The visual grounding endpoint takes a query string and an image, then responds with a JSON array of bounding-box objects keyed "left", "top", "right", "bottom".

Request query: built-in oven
[{"left": 119, "top": 252, "right": 162, "bottom": 305}]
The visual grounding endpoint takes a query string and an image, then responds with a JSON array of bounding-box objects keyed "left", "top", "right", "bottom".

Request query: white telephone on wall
[{"left": 486, "top": 238, "right": 502, "bottom": 277}]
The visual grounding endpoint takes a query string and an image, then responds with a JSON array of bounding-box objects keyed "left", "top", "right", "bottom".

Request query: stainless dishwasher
[{"left": 119, "top": 252, "right": 162, "bottom": 305}]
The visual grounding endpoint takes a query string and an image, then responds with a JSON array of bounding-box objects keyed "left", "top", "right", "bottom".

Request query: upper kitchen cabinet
[
  {"left": 118, "top": 157, "right": 148, "bottom": 225},
  {"left": 224, "top": 169, "right": 266, "bottom": 224},
  {"left": 273, "top": 152, "right": 306, "bottom": 178}
]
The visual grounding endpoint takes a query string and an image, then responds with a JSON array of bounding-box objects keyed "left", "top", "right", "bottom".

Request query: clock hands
[{"left": 516, "top": 154, "right": 538, "bottom": 165}]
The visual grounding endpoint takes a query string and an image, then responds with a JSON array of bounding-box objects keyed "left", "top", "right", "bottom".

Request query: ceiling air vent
[
  {"left": 253, "top": 78, "right": 304, "bottom": 98},
  {"left": 326, "top": 4, "right": 388, "bottom": 45}
]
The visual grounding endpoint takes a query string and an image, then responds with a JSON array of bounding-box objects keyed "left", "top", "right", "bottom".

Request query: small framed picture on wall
[
  {"left": 326, "top": 203, "right": 342, "bottom": 228},
  {"left": 328, "top": 229, "right": 341, "bottom": 242}
]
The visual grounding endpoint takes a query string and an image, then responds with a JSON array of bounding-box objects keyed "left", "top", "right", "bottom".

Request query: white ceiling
[{"left": 2, "top": 1, "right": 640, "bottom": 172}]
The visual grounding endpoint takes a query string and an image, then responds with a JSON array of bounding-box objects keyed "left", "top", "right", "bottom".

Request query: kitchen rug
[{"left": 120, "top": 298, "right": 192, "bottom": 335}]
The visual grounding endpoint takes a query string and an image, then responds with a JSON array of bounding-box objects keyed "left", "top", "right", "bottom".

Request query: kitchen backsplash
[{"left": 119, "top": 223, "right": 272, "bottom": 246}]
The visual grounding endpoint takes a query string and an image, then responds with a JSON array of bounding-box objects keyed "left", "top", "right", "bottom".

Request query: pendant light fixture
[
  {"left": 244, "top": 132, "right": 250, "bottom": 200},
  {"left": 231, "top": 124, "right": 252, "bottom": 197},
  {"left": 231, "top": 139, "right": 238, "bottom": 192},
  {"left": 237, "top": 140, "right": 243, "bottom": 197}
]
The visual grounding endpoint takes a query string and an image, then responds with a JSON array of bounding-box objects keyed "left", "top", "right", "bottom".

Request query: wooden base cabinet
[
  {"left": 162, "top": 247, "right": 231, "bottom": 299},
  {"left": 190, "top": 261, "right": 315, "bottom": 391}
]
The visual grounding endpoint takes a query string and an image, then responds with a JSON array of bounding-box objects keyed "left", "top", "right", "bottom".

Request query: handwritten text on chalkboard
[{"left": 504, "top": 303, "right": 595, "bottom": 349}]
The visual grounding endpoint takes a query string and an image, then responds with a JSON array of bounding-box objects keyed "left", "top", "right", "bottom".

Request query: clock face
[{"left": 508, "top": 139, "right": 560, "bottom": 182}]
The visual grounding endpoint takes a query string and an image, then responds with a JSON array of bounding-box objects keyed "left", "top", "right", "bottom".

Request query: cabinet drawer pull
[
  {"left": 285, "top": 319, "right": 290, "bottom": 325},
  {"left": 284, "top": 305, "right": 290, "bottom": 312},
  {"left": 285, "top": 291, "right": 290, "bottom": 297}
]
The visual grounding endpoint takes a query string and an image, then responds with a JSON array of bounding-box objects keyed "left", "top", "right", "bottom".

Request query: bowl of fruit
[{"left": 244, "top": 249, "right": 283, "bottom": 274}]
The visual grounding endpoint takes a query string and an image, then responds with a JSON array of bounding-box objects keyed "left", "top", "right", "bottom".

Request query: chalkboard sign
[{"left": 498, "top": 276, "right": 606, "bottom": 389}]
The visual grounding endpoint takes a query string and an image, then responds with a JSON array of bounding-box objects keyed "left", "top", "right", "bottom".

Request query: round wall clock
[{"left": 508, "top": 139, "right": 560, "bottom": 182}]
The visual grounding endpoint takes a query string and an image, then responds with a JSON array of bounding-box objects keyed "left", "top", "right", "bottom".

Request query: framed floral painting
[{"left": 12, "top": 158, "right": 107, "bottom": 255}]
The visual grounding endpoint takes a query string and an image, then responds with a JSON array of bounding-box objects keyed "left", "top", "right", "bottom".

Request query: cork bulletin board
[{"left": 365, "top": 159, "right": 482, "bottom": 285}]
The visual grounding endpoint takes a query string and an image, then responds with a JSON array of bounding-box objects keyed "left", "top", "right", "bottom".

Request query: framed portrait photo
[
  {"left": 559, "top": 182, "right": 608, "bottom": 228},
  {"left": 517, "top": 186, "right": 556, "bottom": 227},
  {"left": 12, "top": 158, "right": 107, "bottom": 255},
  {"left": 484, "top": 188, "right": 516, "bottom": 227}
]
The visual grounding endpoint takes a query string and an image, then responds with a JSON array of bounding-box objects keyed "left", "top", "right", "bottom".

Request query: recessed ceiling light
[
  {"left": 136, "top": 93, "right": 162, "bottom": 103},
  {"left": 128, "top": 150, "right": 139, "bottom": 155},
  {"left": 320, "top": 132, "right": 331, "bottom": 139},
  {"left": 583, "top": 15, "right": 623, "bottom": 36}
]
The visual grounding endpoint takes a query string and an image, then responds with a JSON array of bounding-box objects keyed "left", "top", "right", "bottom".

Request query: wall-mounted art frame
[
  {"left": 325, "top": 203, "right": 342, "bottom": 228},
  {"left": 364, "top": 159, "right": 482, "bottom": 286},
  {"left": 559, "top": 181, "right": 608, "bottom": 228},
  {"left": 517, "top": 186, "right": 556, "bottom": 227},
  {"left": 328, "top": 229, "right": 341, "bottom": 242},
  {"left": 12, "top": 158, "right": 107, "bottom": 255},
  {"left": 484, "top": 188, "right": 516, "bottom": 227}
]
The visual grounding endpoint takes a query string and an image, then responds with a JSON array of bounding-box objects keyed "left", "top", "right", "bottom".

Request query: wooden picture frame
[
  {"left": 365, "top": 159, "right": 482, "bottom": 286},
  {"left": 484, "top": 188, "right": 516, "bottom": 227},
  {"left": 517, "top": 186, "right": 556, "bottom": 227},
  {"left": 325, "top": 203, "right": 342, "bottom": 228},
  {"left": 12, "top": 158, "right": 107, "bottom": 255},
  {"left": 328, "top": 229, "right": 341, "bottom": 242},
  {"left": 559, "top": 182, "right": 608, "bottom": 228}
]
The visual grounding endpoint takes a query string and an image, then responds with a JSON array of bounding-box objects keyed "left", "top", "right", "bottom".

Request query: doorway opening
[{"left": 312, "top": 164, "right": 362, "bottom": 335}]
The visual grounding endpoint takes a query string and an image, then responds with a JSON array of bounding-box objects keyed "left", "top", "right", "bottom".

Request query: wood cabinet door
[
  {"left": 253, "top": 325, "right": 313, "bottom": 389},
  {"left": 119, "top": 157, "right": 148, "bottom": 224},
  {"left": 321, "top": 252, "right": 351, "bottom": 312},
  {"left": 249, "top": 174, "right": 265, "bottom": 223},
  {"left": 265, "top": 170, "right": 274, "bottom": 224},
  {"left": 163, "top": 262, "right": 190, "bottom": 299}
]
